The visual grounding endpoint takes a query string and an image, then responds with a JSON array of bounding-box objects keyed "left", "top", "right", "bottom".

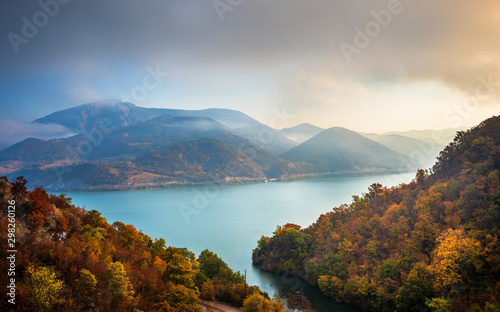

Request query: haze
[{"left": 0, "top": 0, "right": 499, "bottom": 134}]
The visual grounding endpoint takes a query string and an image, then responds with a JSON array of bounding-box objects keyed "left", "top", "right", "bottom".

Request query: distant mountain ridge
[
  {"left": 362, "top": 133, "right": 443, "bottom": 168},
  {"left": 134, "top": 137, "right": 265, "bottom": 180},
  {"left": 1, "top": 100, "right": 428, "bottom": 190},
  {"left": 382, "top": 127, "right": 465, "bottom": 146},
  {"left": 34, "top": 100, "right": 296, "bottom": 155},
  {"left": 33, "top": 100, "right": 163, "bottom": 132},
  {"left": 9, "top": 136, "right": 284, "bottom": 190},
  {"left": 278, "top": 123, "right": 324, "bottom": 144},
  {"left": 1, "top": 115, "right": 234, "bottom": 163},
  {"left": 34, "top": 100, "right": 266, "bottom": 130},
  {"left": 282, "top": 127, "right": 418, "bottom": 174},
  {"left": 3, "top": 113, "right": 301, "bottom": 189}
]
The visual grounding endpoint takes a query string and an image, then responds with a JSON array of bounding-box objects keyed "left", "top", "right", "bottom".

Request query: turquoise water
[{"left": 66, "top": 171, "right": 415, "bottom": 311}]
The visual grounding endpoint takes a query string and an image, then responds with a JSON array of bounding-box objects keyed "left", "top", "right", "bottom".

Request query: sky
[{"left": 0, "top": 0, "right": 499, "bottom": 137}]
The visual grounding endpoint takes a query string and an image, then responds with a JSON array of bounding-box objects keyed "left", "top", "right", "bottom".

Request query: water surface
[{"left": 67, "top": 172, "right": 415, "bottom": 311}]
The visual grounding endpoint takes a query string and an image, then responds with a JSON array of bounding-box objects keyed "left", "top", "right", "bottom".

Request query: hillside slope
[
  {"left": 382, "top": 128, "right": 464, "bottom": 146},
  {"left": 3, "top": 113, "right": 304, "bottom": 189},
  {"left": 33, "top": 100, "right": 295, "bottom": 154},
  {"left": 278, "top": 123, "right": 324, "bottom": 144},
  {"left": 253, "top": 115, "right": 500, "bottom": 312},
  {"left": 282, "top": 127, "right": 419, "bottom": 174},
  {"left": 362, "top": 133, "right": 443, "bottom": 168},
  {"left": 34, "top": 100, "right": 164, "bottom": 132},
  {"left": 0, "top": 177, "right": 285, "bottom": 311},
  {"left": 1, "top": 115, "right": 232, "bottom": 163},
  {"left": 5, "top": 135, "right": 294, "bottom": 190}
]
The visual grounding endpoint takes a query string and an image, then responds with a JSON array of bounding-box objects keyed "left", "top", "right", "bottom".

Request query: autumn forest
[
  {"left": 0, "top": 177, "right": 285, "bottom": 311},
  {"left": 3, "top": 0, "right": 500, "bottom": 311},
  {"left": 253, "top": 115, "right": 500, "bottom": 311}
]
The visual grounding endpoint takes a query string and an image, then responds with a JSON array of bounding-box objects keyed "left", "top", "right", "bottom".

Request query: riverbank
[{"left": 47, "top": 168, "right": 415, "bottom": 192}]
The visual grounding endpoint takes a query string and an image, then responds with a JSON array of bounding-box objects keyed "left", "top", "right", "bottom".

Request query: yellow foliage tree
[
  {"left": 338, "top": 238, "right": 354, "bottom": 262},
  {"left": 23, "top": 265, "right": 64, "bottom": 312},
  {"left": 108, "top": 261, "right": 136, "bottom": 303},
  {"left": 75, "top": 268, "right": 98, "bottom": 310},
  {"left": 429, "top": 228, "right": 481, "bottom": 294},
  {"left": 242, "top": 293, "right": 285, "bottom": 312}
]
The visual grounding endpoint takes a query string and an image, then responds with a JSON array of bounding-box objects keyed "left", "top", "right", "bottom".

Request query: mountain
[
  {"left": 162, "top": 108, "right": 265, "bottom": 129},
  {"left": 8, "top": 162, "right": 137, "bottom": 190},
  {"left": 35, "top": 100, "right": 265, "bottom": 131},
  {"left": 33, "top": 100, "right": 165, "bottom": 132},
  {"left": 278, "top": 123, "right": 324, "bottom": 144},
  {"left": 34, "top": 100, "right": 295, "bottom": 154},
  {"left": 362, "top": 133, "right": 443, "bottom": 168},
  {"left": 134, "top": 137, "right": 266, "bottom": 180},
  {"left": 253, "top": 115, "right": 500, "bottom": 312},
  {"left": 282, "top": 127, "right": 418, "bottom": 174},
  {"left": 8, "top": 137, "right": 280, "bottom": 190},
  {"left": 158, "top": 108, "right": 297, "bottom": 154},
  {"left": 0, "top": 137, "right": 69, "bottom": 163},
  {"left": 4, "top": 100, "right": 439, "bottom": 190},
  {"left": 382, "top": 127, "right": 465, "bottom": 146},
  {"left": 4, "top": 114, "right": 299, "bottom": 189},
  {"left": 0, "top": 115, "right": 234, "bottom": 165}
]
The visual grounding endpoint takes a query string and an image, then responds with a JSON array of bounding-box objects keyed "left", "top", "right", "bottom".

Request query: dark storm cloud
[{"left": 1, "top": 0, "right": 499, "bottom": 106}]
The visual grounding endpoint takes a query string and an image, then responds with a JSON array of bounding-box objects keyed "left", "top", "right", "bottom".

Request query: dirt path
[{"left": 200, "top": 300, "right": 243, "bottom": 312}]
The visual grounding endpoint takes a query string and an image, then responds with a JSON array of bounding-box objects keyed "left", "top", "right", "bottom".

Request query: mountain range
[
  {"left": 282, "top": 127, "right": 417, "bottom": 173},
  {"left": 362, "top": 133, "right": 444, "bottom": 168},
  {"left": 33, "top": 100, "right": 296, "bottom": 155},
  {"left": 0, "top": 100, "right": 443, "bottom": 190},
  {"left": 277, "top": 123, "right": 324, "bottom": 144}
]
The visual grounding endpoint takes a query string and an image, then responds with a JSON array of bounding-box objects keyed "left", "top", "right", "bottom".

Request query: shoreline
[{"left": 45, "top": 168, "right": 417, "bottom": 193}]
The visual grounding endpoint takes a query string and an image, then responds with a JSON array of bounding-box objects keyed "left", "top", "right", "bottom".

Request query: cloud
[
  {"left": 67, "top": 85, "right": 103, "bottom": 104},
  {"left": 0, "top": 0, "right": 498, "bottom": 127},
  {"left": 2, "top": 0, "right": 498, "bottom": 87},
  {"left": 0, "top": 119, "right": 76, "bottom": 150}
]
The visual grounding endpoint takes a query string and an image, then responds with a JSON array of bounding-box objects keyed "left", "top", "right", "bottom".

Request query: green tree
[
  {"left": 376, "top": 260, "right": 400, "bottom": 282},
  {"left": 75, "top": 269, "right": 98, "bottom": 310},
  {"left": 426, "top": 297, "right": 451, "bottom": 312},
  {"left": 23, "top": 265, "right": 64, "bottom": 312},
  {"left": 397, "top": 265, "right": 435, "bottom": 312},
  {"left": 108, "top": 261, "right": 135, "bottom": 303},
  {"left": 158, "top": 284, "right": 201, "bottom": 312},
  {"left": 242, "top": 293, "right": 284, "bottom": 312},
  {"left": 198, "top": 249, "right": 243, "bottom": 283},
  {"left": 485, "top": 302, "right": 500, "bottom": 312},
  {"left": 318, "top": 275, "right": 344, "bottom": 300},
  {"left": 198, "top": 249, "right": 228, "bottom": 279}
]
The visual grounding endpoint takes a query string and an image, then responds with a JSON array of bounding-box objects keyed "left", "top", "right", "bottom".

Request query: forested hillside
[
  {"left": 253, "top": 115, "right": 500, "bottom": 312},
  {"left": 282, "top": 127, "right": 417, "bottom": 174},
  {"left": 0, "top": 177, "right": 284, "bottom": 311}
]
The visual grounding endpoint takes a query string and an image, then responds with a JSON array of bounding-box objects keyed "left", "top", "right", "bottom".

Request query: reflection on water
[{"left": 254, "top": 267, "right": 360, "bottom": 312}]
